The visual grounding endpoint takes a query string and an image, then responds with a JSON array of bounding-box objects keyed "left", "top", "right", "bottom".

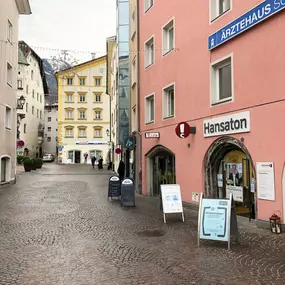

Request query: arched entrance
[
  {"left": 1, "top": 156, "right": 11, "bottom": 183},
  {"left": 145, "top": 145, "right": 176, "bottom": 196},
  {"left": 204, "top": 136, "right": 256, "bottom": 219}
]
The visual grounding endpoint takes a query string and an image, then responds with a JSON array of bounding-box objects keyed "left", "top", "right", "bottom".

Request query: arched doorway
[
  {"left": 204, "top": 136, "right": 256, "bottom": 219},
  {"left": 145, "top": 145, "right": 176, "bottom": 196},
  {"left": 1, "top": 156, "right": 11, "bottom": 183}
]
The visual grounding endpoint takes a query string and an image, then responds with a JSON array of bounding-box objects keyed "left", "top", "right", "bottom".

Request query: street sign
[
  {"left": 145, "top": 132, "right": 160, "bottom": 139},
  {"left": 125, "top": 136, "right": 136, "bottom": 150},
  {"left": 17, "top": 140, "right": 24, "bottom": 148},
  {"left": 121, "top": 178, "right": 135, "bottom": 207},
  {"left": 198, "top": 193, "right": 239, "bottom": 250},
  {"left": 175, "top": 122, "right": 191, "bottom": 138},
  {"left": 161, "top": 184, "right": 185, "bottom": 223},
  {"left": 108, "top": 175, "right": 121, "bottom": 200}
]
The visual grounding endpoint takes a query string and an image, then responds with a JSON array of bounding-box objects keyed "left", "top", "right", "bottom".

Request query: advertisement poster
[
  {"left": 256, "top": 162, "right": 275, "bottom": 201},
  {"left": 199, "top": 199, "right": 229, "bottom": 242},
  {"left": 226, "top": 163, "right": 243, "bottom": 202},
  {"left": 161, "top": 184, "right": 183, "bottom": 214}
]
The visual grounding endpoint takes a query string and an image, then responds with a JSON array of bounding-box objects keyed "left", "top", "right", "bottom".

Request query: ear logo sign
[{"left": 175, "top": 122, "right": 191, "bottom": 139}]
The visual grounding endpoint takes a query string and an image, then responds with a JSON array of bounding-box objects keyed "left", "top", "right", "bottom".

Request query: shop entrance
[
  {"left": 146, "top": 145, "right": 176, "bottom": 197},
  {"left": 204, "top": 137, "right": 256, "bottom": 220},
  {"left": 75, "top": 151, "right": 81, "bottom": 164}
]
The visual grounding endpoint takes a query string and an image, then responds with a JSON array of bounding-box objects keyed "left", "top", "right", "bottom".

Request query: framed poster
[{"left": 256, "top": 162, "right": 275, "bottom": 201}]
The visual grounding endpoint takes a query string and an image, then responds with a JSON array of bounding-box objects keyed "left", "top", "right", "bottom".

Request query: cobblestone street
[{"left": 0, "top": 164, "right": 284, "bottom": 285}]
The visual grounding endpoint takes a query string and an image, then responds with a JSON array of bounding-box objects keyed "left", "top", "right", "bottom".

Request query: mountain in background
[{"left": 43, "top": 50, "right": 79, "bottom": 102}]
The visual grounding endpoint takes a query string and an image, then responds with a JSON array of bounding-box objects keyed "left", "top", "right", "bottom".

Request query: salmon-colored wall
[{"left": 139, "top": 0, "right": 285, "bottom": 222}]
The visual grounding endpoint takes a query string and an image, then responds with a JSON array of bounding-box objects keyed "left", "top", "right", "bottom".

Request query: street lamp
[
  {"left": 106, "top": 129, "right": 110, "bottom": 136},
  {"left": 17, "top": 95, "right": 26, "bottom": 109}
]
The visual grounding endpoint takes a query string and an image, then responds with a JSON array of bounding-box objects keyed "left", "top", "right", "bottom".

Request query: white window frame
[
  {"left": 94, "top": 129, "right": 101, "bottom": 137},
  {"left": 95, "top": 78, "right": 101, "bottom": 86},
  {"left": 210, "top": 53, "right": 234, "bottom": 106},
  {"left": 95, "top": 111, "right": 101, "bottom": 120},
  {"left": 5, "top": 106, "right": 12, "bottom": 130},
  {"left": 144, "top": 0, "right": 154, "bottom": 13},
  {"left": 79, "top": 94, "right": 86, "bottom": 102},
  {"left": 144, "top": 36, "right": 155, "bottom": 69},
  {"left": 66, "top": 110, "right": 73, "bottom": 119},
  {"left": 210, "top": 0, "right": 232, "bottom": 23},
  {"left": 79, "top": 129, "right": 86, "bottom": 137},
  {"left": 145, "top": 93, "right": 155, "bottom": 125},
  {"left": 79, "top": 111, "right": 86, "bottom": 119},
  {"left": 67, "top": 94, "right": 73, "bottom": 102},
  {"left": 79, "top": 78, "right": 85, "bottom": 86},
  {"left": 95, "top": 94, "right": 101, "bottom": 102},
  {"left": 67, "top": 78, "right": 73, "bottom": 85},
  {"left": 162, "top": 18, "right": 175, "bottom": 56},
  {"left": 7, "top": 63, "right": 12, "bottom": 87},
  {"left": 66, "top": 129, "right": 73, "bottom": 137},
  {"left": 162, "top": 83, "right": 175, "bottom": 119},
  {"left": 7, "top": 20, "right": 12, "bottom": 43}
]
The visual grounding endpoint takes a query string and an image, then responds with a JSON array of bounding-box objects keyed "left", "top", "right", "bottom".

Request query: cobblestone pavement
[{"left": 0, "top": 164, "right": 285, "bottom": 285}]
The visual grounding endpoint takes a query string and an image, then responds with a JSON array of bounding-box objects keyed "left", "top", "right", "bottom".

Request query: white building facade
[
  {"left": 17, "top": 41, "right": 48, "bottom": 158},
  {"left": 57, "top": 56, "right": 111, "bottom": 165},
  {"left": 43, "top": 102, "right": 58, "bottom": 156},
  {"left": 0, "top": 0, "right": 31, "bottom": 186}
]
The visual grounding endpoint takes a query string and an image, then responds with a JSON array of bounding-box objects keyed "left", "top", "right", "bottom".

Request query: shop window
[{"left": 210, "top": 54, "right": 233, "bottom": 105}]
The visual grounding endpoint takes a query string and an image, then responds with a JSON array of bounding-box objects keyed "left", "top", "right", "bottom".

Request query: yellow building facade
[{"left": 56, "top": 56, "right": 110, "bottom": 164}]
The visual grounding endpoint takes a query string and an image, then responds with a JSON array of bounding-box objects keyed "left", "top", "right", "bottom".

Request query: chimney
[{"left": 91, "top": 53, "right": 96, "bottom": 59}]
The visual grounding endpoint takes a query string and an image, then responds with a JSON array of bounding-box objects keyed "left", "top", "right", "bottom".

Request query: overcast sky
[{"left": 19, "top": 0, "right": 116, "bottom": 62}]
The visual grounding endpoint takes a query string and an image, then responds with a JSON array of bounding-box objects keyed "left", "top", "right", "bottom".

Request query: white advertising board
[
  {"left": 256, "top": 162, "right": 275, "bottom": 201},
  {"left": 226, "top": 186, "right": 243, "bottom": 202},
  {"left": 160, "top": 184, "right": 184, "bottom": 223}
]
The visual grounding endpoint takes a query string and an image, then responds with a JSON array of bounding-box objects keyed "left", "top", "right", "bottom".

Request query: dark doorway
[
  {"left": 39, "top": 147, "right": 43, "bottom": 158},
  {"left": 204, "top": 136, "right": 256, "bottom": 220},
  {"left": 1, "top": 158, "right": 7, "bottom": 182},
  {"left": 75, "top": 151, "right": 81, "bottom": 164}
]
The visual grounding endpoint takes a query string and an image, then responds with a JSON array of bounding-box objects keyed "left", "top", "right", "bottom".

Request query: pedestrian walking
[
  {"left": 84, "top": 152, "right": 88, "bottom": 163},
  {"left": 117, "top": 160, "right": 125, "bottom": 182},
  {"left": 91, "top": 155, "right": 96, "bottom": 169},
  {"left": 98, "top": 156, "right": 103, "bottom": 170}
]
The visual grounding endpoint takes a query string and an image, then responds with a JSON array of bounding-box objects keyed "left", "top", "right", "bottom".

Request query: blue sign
[{"left": 209, "top": 0, "right": 285, "bottom": 50}]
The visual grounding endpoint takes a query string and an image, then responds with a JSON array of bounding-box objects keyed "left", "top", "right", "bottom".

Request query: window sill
[
  {"left": 211, "top": 8, "right": 231, "bottom": 23},
  {"left": 65, "top": 136, "right": 74, "bottom": 138},
  {"left": 7, "top": 83, "right": 12, "bottom": 88},
  {"left": 94, "top": 101, "right": 103, "bottom": 104},
  {"left": 144, "top": 4, "right": 153, "bottom": 14},
  {"left": 64, "top": 101, "right": 74, "bottom": 103},
  {"left": 211, "top": 98, "right": 232, "bottom": 106},
  {"left": 78, "top": 118, "right": 87, "bottom": 120},
  {"left": 93, "top": 136, "right": 103, "bottom": 139},
  {"left": 145, "top": 63, "right": 154, "bottom": 70},
  {"left": 163, "top": 115, "right": 174, "bottom": 120},
  {"left": 145, "top": 121, "right": 154, "bottom": 125},
  {"left": 5, "top": 127, "right": 11, "bottom": 131},
  {"left": 65, "top": 118, "right": 74, "bottom": 120},
  {"left": 163, "top": 48, "right": 174, "bottom": 57},
  {"left": 78, "top": 102, "right": 87, "bottom": 103},
  {"left": 78, "top": 136, "right": 87, "bottom": 138},
  {"left": 93, "top": 118, "right": 102, "bottom": 121}
]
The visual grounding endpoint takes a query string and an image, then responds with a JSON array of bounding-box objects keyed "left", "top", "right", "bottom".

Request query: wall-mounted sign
[
  {"left": 192, "top": 192, "right": 199, "bottom": 202},
  {"left": 209, "top": 0, "right": 285, "bottom": 50},
  {"left": 175, "top": 122, "right": 191, "bottom": 138},
  {"left": 256, "top": 162, "right": 275, "bottom": 201},
  {"left": 75, "top": 141, "right": 108, "bottom": 145},
  {"left": 161, "top": 184, "right": 185, "bottom": 223},
  {"left": 125, "top": 136, "right": 136, "bottom": 150},
  {"left": 145, "top": 132, "right": 160, "bottom": 139},
  {"left": 203, "top": 111, "right": 250, "bottom": 138},
  {"left": 198, "top": 193, "right": 239, "bottom": 250}
]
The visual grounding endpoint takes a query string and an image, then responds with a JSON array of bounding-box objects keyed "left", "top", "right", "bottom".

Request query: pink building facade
[{"left": 139, "top": 0, "right": 285, "bottom": 228}]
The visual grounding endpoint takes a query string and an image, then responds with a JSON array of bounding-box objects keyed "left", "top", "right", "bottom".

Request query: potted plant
[
  {"left": 34, "top": 158, "right": 43, "bottom": 169},
  {"left": 31, "top": 159, "right": 37, "bottom": 170},
  {"left": 23, "top": 158, "right": 33, "bottom": 172},
  {"left": 17, "top": 155, "right": 24, "bottom": 164}
]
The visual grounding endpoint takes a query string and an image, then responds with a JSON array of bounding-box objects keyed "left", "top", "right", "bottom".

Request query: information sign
[
  {"left": 121, "top": 178, "right": 135, "bottom": 207},
  {"left": 256, "top": 162, "right": 275, "bottom": 201},
  {"left": 108, "top": 175, "right": 121, "bottom": 200},
  {"left": 226, "top": 185, "right": 243, "bottom": 202},
  {"left": 198, "top": 193, "right": 239, "bottom": 250},
  {"left": 161, "top": 184, "right": 184, "bottom": 223}
]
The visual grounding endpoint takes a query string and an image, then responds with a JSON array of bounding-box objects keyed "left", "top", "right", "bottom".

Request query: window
[
  {"left": 163, "top": 19, "right": 174, "bottom": 55},
  {"left": 145, "top": 37, "right": 154, "bottom": 68},
  {"left": 37, "top": 93, "right": 39, "bottom": 101},
  {"left": 211, "top": 0, "right": 231, "bottom": 21},
  {"left": 40, "top": 111, "right": 42, "bottom": 119},
  {"left": 79, "top": 94, "right": 86, "bottom": 102},
  {"left": 95, "top": 78, "right": 101, "bottom": 86},
  {"left": 17, "top": 80, "right": 23, "bottom": 89},
  {"left": 79, "top": 78, "right": 85, "bottom": 86},
  {"left": 32, "top": 90, "right": 35, "bottom": 98},
  {"left": 94, "top": 128, "right": 102, "bottom": 138},
  {"left": 31, "top": 70, "right": 34, "bottom": 80},
  {"left": 47, "top": 137, "right": 51, "bottom": 142},
  {"left": 144, "top": 0, "right": 154, "bottom": 12},
  {"left": 95, "top": 94, "right": 101, "bottom": 102},
  {"left": 24, "top": 124, "right": 27, "bottom": 133},
  {"left": 7, "top": 20, "right": 12, "bottom": 42},
  {"left": 132, "top": 58, "right": 137, "bottom": 86},
  {"left": 67, "top": 78, "right": 73, "bottom": 85},
  {"left": 65, "top": 110, "right": 73, "bottom": 119},
  {"left": 48, "top": 117, "right": 51, "bottom": 122},
  {"left": 40, "top": 95, "right": 42, "bottom": 103},
  {"left": 79, "top": 111, "right": 86, "bottom": 119},
  {"left": 48, "top": 127, "right": 51, "bottom": 132},
  {"left": 26, "top": 85, "right": 29, "bottom": 94},
  {"left": 7, "top": 63, "right": 12, "bottom": 87},
  {"left": 5, "top": 106, "right": 12, "bottom": 130},
  {"left": 26, "top": 103, "right": 28, "bottom": 113},
  {"left": 163, "top": 84, "right": 175, "bottom": 119},
  {"left": 32, "top": 106, "right": 35, "bottom": 115},
  {"left": 94, "top": 110, "right": 102, "bottom": 120},
  {"left": 37, "top": 109, "right": 39, "bottom": 118},
  {"left": 65, "top": 128, "right": 73, "bottom": 137},
  {"left": 78, "top": 128, "right": 86, "bottom": 137},
  {"left": 145, "top": 94, "right": 154, "bottom": 124},
  {"left": 66, "top": 94, "right": 73, "bottom": 102},
  {"left": 210, "top": 55, "right": 232, "bottom": 105}
]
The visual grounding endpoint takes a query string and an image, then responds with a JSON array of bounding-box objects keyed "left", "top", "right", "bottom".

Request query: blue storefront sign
[{"left": 209, "top": 0, "right": 285, "bottom": 50}]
